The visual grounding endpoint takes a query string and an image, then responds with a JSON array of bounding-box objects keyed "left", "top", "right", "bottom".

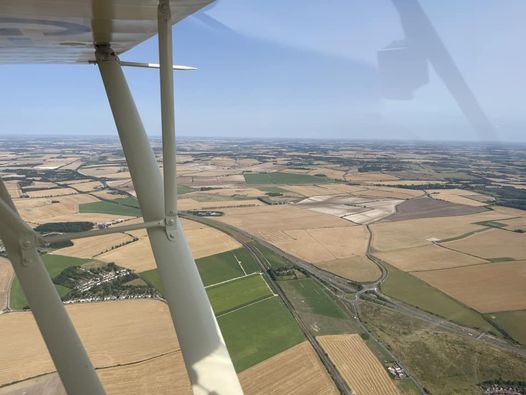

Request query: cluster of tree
[{"left": 35, "top": 221, "right": 94, "bottom": 233}]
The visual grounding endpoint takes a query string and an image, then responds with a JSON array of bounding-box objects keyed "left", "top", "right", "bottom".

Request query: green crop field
[
  {"left": 79, "top": 199, "right": 142, "bottom": 217},
  {"left": 231, "top": 248, "right": 260, "bottom": 274},
  {"left": 244, "top": 172, "right": 329, "bottom": 185},
  {"left": 218, "top": 297, "right": 304, "bottom": 372},
  {"left": 207, "top": 274, "right": 273, "bottom": 315},
  {"left": 138, "top": 269, "right": 163, "bottom": 294},
  {"left": 250, "top": 241, "right": 292, "bottom": 269},
  {"left": 10, "top": 254, "right": 89, "bottom": 310},
  {"left": 282, "top": 278, "right": 345, "bottom": 318},
  {"left": 139, "top": 248, "right": 260, "bottom": 293},
  {"left": 488, "top": 310, "right": 526, "bottom": 344},
  {"left": 196, "top": 251, "right": 244, "bottom": 286},
  {"left": 381, "top": 264, "right": 496, "bottom": 333},
  {"left": 279, "top": 277, "right": 357, "bottom": 335}
]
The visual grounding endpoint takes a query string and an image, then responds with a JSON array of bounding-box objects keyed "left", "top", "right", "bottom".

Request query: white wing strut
[
  {"left": 95, "top": 2, "right": 243, "bottom": 393},
  {"left": 0, "top": 181, "right": 106, "bottom": 395}
]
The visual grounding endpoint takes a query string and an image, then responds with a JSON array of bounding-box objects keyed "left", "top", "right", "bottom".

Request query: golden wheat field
[
  {"left": 98, "top": 219, "right": 241, "bottom": 272},
  {"left": 317, "top": 334, "right": 400, "bottom": 395},
  {"left": 442, "top": 228, "right": 526, "bottom": 260},
  {"left": 374, "top": 244, "right": 487, "bottom": 272},
  {"left": 55, "top": 233, "right": 136, "bottom": 258},
  {"left": 0, "top": 300, "right": 179, "bottom": 386},
  {"left": 414, "top": 261, "right": 526, "bottom": 313},
  {"left": 239, "top": 341, "right": 338, "bottom": 395}
]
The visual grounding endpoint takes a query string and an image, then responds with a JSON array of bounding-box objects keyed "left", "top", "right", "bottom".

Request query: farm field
[
  {"left": 381, "top": 264, "right": 495, "bottom": 332},
  {"left": 0, "top": 258, "right": 13, "bottom": 312},
  {"left": 54, "top": 233, "right": 135, "bottom": 258},
  {"left": 488, "top": 310, "right": 526, "bottom": 345},
  {"left": 196, "top": 248, "right": 259, "bottom": 286},
  {"left": 375, "top": 244, "right": 487, "bottom": 272},
  {"left": 279, "top": 277, "right": 359, "bottom": 336},
  {"left": 427, "top": 188, "right": 492, "bottom": 206},
  {"left": 318, "top": 334, "right": 400, "bottom": 395},
  {"left": 239, "top": 341, "right": 338, "bottom": 395},
  {"left": 10, "top": 254, "right": 89, "bottom": 310},
  {"left": 218, "top": 297, "right": 304, "bottom": 372},
  {"left": 207, "top": 274, "right": 273, "bottom": 315},
  {"left": 79, "top": 199, "right": 142, "bottom": 217},
  {"left": 442, "top": 228, "right": 526, "bottom": 260},
  {"left": 25, "top": 187, "right": 77, "bottom": 198},
  {"left": 369, "top": 211, "right": 510, "bottom": 252},
  {"left": 385, "top": 197, "right": 486, "bottom": 222},
  {"left": 218, "top": 206, "right": 379, "bottom": 281},
  {"left": 98, "top": 219, "right": 241, "bottom": 272},
  {"left": 14, "top": 194, "right": 100, "bottom": 223},
  {"left": 244, "top": 171, "right": 330, "bottom": 184},
  {"left": 0, "top": 300, "right": 179, "bottom": 386},
  {"left": 67, "top": 180, "right": 104, "bottom": 192},
  {"left": 359, "top": 301, "right": 526, "bottom": 394},
  {"left": 414, "top": 261, "right": 526, "bottom": 313}
]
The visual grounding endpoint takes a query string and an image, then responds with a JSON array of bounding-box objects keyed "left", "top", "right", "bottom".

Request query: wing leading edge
[{"left": 0, "top": 0, "right": 213, "bottom": 64}]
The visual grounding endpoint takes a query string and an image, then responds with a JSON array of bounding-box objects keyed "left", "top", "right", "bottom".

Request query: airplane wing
[{"left": 0, "top": 0, "right": 213, "bottom": 64}]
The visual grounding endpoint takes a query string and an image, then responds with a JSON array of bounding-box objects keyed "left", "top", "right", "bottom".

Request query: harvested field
[
  {"left": 350, "top": 186, "right": 424, "bottom": 200},
  {"left": 370, "top": 211, "right": 512, "bottom": 252},
  {"left": 375, "top": 244, "right": 487, "bottom": 272},
  {"left": 239, "top": 341, "right": 338, "bottom": 395},
  {"left": 283, "top": 184, "right": 364, "bottom": 197},
  {"left": 25, "top": 187, "right": 77, "bottom": 198},
  {"left": 5, "top": 181, "right": 21, "bottom": 198},
  {"left": 442, "top": 228, "right": 526, "bottom": 260},
  {"left": 218, "top": 205, "right": 353, "bottom": 236},
  {"left": 427, "top": 189, "right": 493, "bottom": 207},
  {"left": 345, "top": 172, "right": 399, "bottom": 182},
  {"left": 414, "top": 261, "right": 526, "bottom": 313},
  {"left": 0, "top": 258, "right": 13, "bottom": 312},
  {"left": 500, "top": 216, "right": 526, "bottom": 232},
  {"left": 0, "top": 352, "right": 191, "bottom": 395},
  {"left": 54, "top": 233, "right": 136, "bottom": 258},
  {"left": 385, "top": 197, "right": 487, "bottom": 222},
  {"left": 307, "top": 167, "right": 346, "bottom": 180},
  {"left": 178, "top": 198, "right": 263, "bottom": 211},
  {"left": 79, "top": 166, "right": 130, "bottom": 179},
  {"left": 91, "top": 190, "right": 130, "bottom": 201},
  {"left": 14, "top": 194, "right": 99, "bottom": 224},
  {"left": 99, "top": 219, "right": 241, "bottom": 272},
  {"left": 69, "top": 181, "right": 104, "bottom": 192},
  {"left": 218, "top": 206, "right": 379, "bottom": 281},
  {"left": 317, "top": 257, "right": 381, "bottom": 282},
  {"left": 318, "top": 334, "right": 399, "bottom": 395},
  {"left": 0, "top": 300, "right": 179, "bottom": 385},
  {"left": 298, "top": 195, "right": 401, "bottom": 224},
  {"left": 275, "top": 226, "right": 369, "bottom": 262},
  {"left": 98, "top": 351, "right": 190, "bottom": 395}
]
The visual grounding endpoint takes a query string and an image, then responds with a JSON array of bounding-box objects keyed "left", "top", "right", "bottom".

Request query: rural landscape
[{"left": 0, "top": 136, "right": 525, "bottom": 395}]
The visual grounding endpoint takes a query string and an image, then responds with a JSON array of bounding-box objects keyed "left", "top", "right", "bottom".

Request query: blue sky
[{"left": 0, "top": 0, "right": 524, "bottom": 141}]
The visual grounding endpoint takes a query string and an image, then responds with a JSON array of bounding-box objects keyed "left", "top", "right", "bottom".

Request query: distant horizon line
[{"left": 0, "top": 133, "right": 525, "bottom": 145}]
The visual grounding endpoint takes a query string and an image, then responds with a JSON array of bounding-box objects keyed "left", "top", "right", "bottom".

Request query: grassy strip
[
  {"left": 486, "top": 310, "right": 526, "bottom": 345},
  {"left": 381, "top": 264, "right": 496, "bottom": 333},
  {"left": 281, "top": 278, "right": 345, "bottom": 319},
  {"left": 79, "top": 200, "right": 141, "bottom": 217}
]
